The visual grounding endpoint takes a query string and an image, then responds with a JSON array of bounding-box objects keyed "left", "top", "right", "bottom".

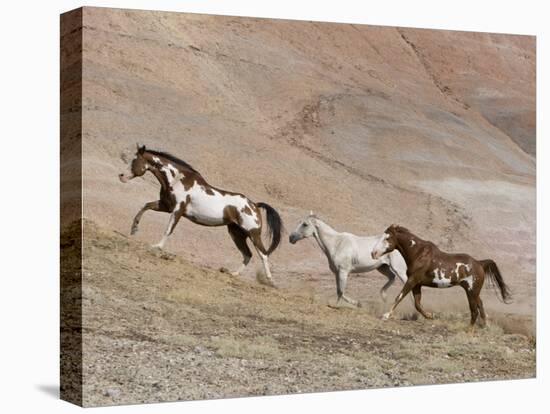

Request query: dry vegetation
[{"left": 73, "top": 220, "right": 535, "bottom": 407}]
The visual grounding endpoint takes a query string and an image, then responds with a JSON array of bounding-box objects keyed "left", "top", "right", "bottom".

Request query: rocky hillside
[
  {"left": 74, "top": 7, "right": 535, "bottom": 317},
  {"left": 73, "top": 221, "right": 534, "bottom": 406}
]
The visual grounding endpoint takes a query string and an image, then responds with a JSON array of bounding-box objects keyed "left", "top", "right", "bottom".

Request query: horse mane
[
  {"left": 146, "top": 149, "right": 201, "bottom": 175},
  {"left": 394, "top": 225, "right": 437, "bottom": 250},
  {"left": 394, "top": 225, "right": 411, "bottom": 234},
  {"left": 392, "top": 225, "right": 418, "bottom": 243}
]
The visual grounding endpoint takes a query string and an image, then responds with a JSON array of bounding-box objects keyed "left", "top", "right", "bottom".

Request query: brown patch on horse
[
  {"left": 238, "top": 200, "right": 261, "bottom": 226},
  {"left": 181, "top": 174, "right": 197, "bottom": 191},
  {"left": 202, "top": 185, "right": 215, "bottom": 195},
  {"left": 223, "top": 205, "right": 241, "bottom": 225},
  {"left": 248, "top": 228, "right": 268, "bottom": 255},
  {"left": 250, "top": 204, "right": 261, "bottom": 226},
  {"left": 450, "top": 271, "right": 459, "bottom": 283},
  {"left": 179, "top": 194, "right": 191, "bottom": 213}
]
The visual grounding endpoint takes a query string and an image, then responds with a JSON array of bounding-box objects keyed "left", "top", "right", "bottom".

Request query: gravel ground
[{"left": 65, "top": 221, "right": 535, "bottom": 407}]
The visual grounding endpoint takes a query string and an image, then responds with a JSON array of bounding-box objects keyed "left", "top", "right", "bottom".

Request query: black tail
[
  {"left": 257, "top": 202, "right": 283, "bottom": 255},
  {"left": 481, "top": 259, "right": 512, "bottom": 304}
]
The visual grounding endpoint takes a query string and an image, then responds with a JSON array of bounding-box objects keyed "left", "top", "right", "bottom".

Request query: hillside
[
  {"left": 69, "top": 221, "right": 534, "bottom": 406},
  {"left": 68, "top": 7, "right": 537, "bottom": 321}
]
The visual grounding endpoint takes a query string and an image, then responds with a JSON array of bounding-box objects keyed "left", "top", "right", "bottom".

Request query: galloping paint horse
[
  {"left": 372, "top": 225, "right": 511, "bottom": 330},
  {"left": 289, "top": 213, "right": 408, "bottom": 307},
  {"left": 119, "top": 145, "right": 283, "bottom": 285}
]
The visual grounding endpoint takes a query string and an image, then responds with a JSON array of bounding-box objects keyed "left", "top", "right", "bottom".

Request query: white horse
[{"left": 289, "top": 213, "right": 408, "bottom": 307}]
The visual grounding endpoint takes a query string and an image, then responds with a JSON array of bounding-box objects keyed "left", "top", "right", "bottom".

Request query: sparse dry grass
[
  {"left": 77, "top": 221, "right": 536, "bottom": 406},
  {"left": 210, "top": 335, "right": 282, "bottom": 359}
]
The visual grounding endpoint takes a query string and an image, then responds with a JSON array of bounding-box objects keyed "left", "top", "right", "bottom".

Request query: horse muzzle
[
  {"left": 118, "top": 173, "right": 134, "bottom": 183},
  {"left": 289, "top": 233, "right": 300, "bottom": 244}
]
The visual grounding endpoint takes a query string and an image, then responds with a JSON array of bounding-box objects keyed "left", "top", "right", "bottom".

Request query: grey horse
[{"left": 289, "top": 212, "right": 408, "bottom": 308}]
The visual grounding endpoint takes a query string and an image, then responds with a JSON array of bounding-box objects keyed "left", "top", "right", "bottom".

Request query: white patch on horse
[
  {"left": 160, "top": 166, "right": 172, "bottom": 180},
  {"left": 174, "top": 181, "right": 258, "bottom": 229},
  {"left": 161, "top": 164, "right": 179, "bottom": 179},
  {"left": 453, "top": 262, "right": 470, "bottom": 278},
  {"left": 432, "top": 268, "right": 452, "bottom": 288},
  {"left": 152, "top": 156, "right": 161, "bottom": 164},
  {"left": 410, "top": 239, "right": 416, "bottom": 247},
  {"left": 462, "top": 275, "right": 474, "bottom": 290}
]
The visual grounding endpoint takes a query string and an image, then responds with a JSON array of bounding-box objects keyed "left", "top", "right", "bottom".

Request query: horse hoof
[
  {"left": 259, "top": 278, "right": 276, "bottom": 288},
  {"left": 382, "top": 313, "right": 391, "bottom": 320},
  {"left": 130, "top": 226, "right": 138, "bottom": 235},
  {"left": 356, "top": 301, "right": 363, "bottom": 308}
]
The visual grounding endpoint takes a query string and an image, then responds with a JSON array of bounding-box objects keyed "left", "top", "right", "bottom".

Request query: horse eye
[{"left": 302, "top": 223, "right": 307, "bottom": 228}]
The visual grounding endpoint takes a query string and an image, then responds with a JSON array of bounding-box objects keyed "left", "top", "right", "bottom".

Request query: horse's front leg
[
  {"left": 383, "top": 278, "right": 416, "bottom": 320},
  {"left": 384, "top": 259, "right": 416, "bottom": 307},
  {"left": 412, "top": 285, "right": 433, "bottom": 319},
  {"left": 131, "top": 200, "right": 168, "bottom": 235},
  {"left": 333, "top": 268, "right": 360, "bottom": 308},
  {"left": 152, "top": 210, "right": 182, "bottom": 249}
]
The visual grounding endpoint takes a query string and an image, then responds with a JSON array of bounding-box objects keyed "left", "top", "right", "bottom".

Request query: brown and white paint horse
[
  {"left": 372, "top": 225, "right": 511, "bottom": 330},
  {"left": 119, "top": 145, "right": 283, "bottom": 285}
]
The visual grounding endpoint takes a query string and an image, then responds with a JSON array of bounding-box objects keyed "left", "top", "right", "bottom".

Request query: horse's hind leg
[
  {"left": 131, "top": 200, "right": 169, "bottom": 235},
  {"left": 248, "top": 228, "right": 275, "bottom": 287},
  {"left": 412, "top": 285, "right": 433, "bottom": 319},
  {"left": 377, "top": 264, "right": 396, "bottom": 302},
  {"left": 477, "top": 298, "right": 487, "bottom": 328},
  {"left": 227, "top": 224, "right": 252, "bottom": 276},
  {"left": 463, "top": 288, "right": 480, "bottom": 333}
]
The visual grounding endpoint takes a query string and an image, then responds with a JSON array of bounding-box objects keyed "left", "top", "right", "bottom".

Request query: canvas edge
[{"left": 60, "top": 6, "right": 84, "bottom": 407}]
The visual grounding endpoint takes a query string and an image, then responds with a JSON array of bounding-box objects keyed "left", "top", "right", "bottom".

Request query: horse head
[
  {"left": 289, "top": 213, "right": 318, "bottom": 244},
  {"left": 371, "top": 224, "right": 400, "bottom": 259},
  {"left": 119, "top": 144, "right": 148, "bottom": 183}
]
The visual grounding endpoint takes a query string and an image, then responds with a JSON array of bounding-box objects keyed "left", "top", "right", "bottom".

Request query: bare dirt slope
[
  {"left": 78, "top": 8, "right": 535, "bottom": 320},
  {"left": 73, "top": 221, "right": 534, "bottom": 406}
]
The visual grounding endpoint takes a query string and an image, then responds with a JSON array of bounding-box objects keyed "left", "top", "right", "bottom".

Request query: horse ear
[{"left": 137, "top": 144, "right": 146, "bottom": 154}]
